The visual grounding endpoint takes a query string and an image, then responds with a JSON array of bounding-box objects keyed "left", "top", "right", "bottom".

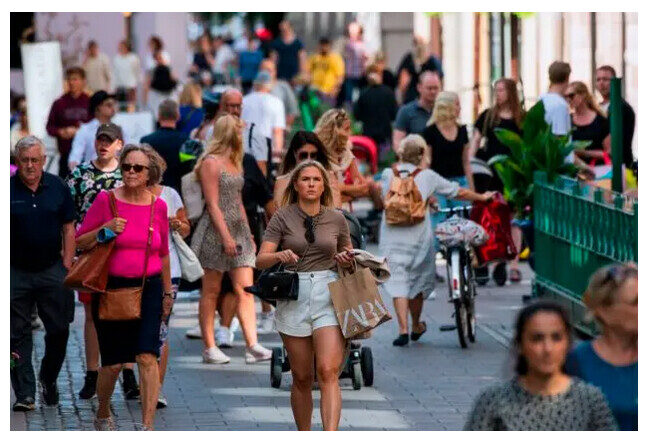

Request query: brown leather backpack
[{"left": 384, "top": 165, "right": 426, "bottom": 226}]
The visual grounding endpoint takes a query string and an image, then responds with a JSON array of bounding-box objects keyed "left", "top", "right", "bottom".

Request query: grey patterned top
[{"left": 464, "top": 377, "right": 617, "bottom": 431}]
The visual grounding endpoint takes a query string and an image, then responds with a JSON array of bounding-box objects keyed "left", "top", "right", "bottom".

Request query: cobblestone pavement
[{"left": 11, "top": 260, "right": 531, "bottom": 431}]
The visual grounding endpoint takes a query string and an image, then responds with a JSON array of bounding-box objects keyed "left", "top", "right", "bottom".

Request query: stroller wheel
[
  {"left": 493, "top": 262, "right": 507, "bottom": 286},
  {"left": 351, "top": 362, "right": 363, "bottom": 390},
  {"left": 270, "top": 347, "right": 283, "bottom": 388},
  {"left": 361, "top": 347, "right": 374, "bottom": 386},
  {"left": 474, "top": 266, "right": 489, "bottom": 286}
]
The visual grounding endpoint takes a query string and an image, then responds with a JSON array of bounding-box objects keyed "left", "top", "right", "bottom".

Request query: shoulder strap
[
  {"left": 391, "top": 164, "right": 400, "bottom": 177},
  {"left": 248, "top": 122, "right": 255, "bottom": 148},
  {"left": 108, "top": 191, "right": 119, "bottom": 218},
  {"left": 410, "top": 168, "right": 422, "bottom": 178},
  {"left": 141, "top": 194, "right": 157, "bottom": 290}
]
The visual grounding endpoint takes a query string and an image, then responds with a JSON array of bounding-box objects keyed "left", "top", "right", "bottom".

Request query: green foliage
[{"left": 488, "top": 101, "right": 590, "bottom": 219}]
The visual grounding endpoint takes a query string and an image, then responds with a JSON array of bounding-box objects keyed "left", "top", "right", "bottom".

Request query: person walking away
[
  {"left": 140, "top": 99, "right": 189, "bottom": 193},
  {"left": 113, "top": 40, "right": 141, "bottom": 112},
  {"left": 68, "top": 90, "right": 117, "bottom": 171},
  {"left": 308, "top": 37, "right": 346, "bottom": 107},
  {"left": 76, "top": 144, "right": 174, "bottom": 430},
  {"left": 260, "top": 58, "right": 300, "bottom": 128},
  {"left": 565, "top": 264, "right": 638, "bottom": 431},
  {"left": 315, "top": 108, "right": 383, "bottom": 209},
  {"left": 10, "top": 136, "right": 76, "bottom": 411},
  {"left": 275, "top": 130, "right": 341, "bottom": 208},
  {"left": 150, "top": 153, "right": 191, "bottom": 409},
  {"left": 177, "top": 82, "right": 204, "bottom": 137},
  {"left": 392, "top": 71, "right": 441, "bottom": 154},
  {"left": 212, "top": 35, "right": 236, "bottom": 85},
  {"left": 241, "top": 71, "right": 286, "bottom": 162},
  {"left": 565, "top": 81, "right": 611, "bottom": 165},
  {"left": 237, "top": 35, "right": 264, "bottom": 94},
  {"left": 142, "top": 36, "right": 171, "bottom": 109},
  {"left": 465, "top": 301, "right": 617, "bottom": 430},
  {"left": 380, "top": 135, "right": 493, "bottom": 346},
  {"left": 470, "top": 78, "right": 525, "bottom": 283},
  {"left": 354, "top": 65, "right": 398, "bottom": 165},
  {"left": 595, "top": 65, "right": 636, "bottom": 170},
  {"left": 256, "top": 160, "right": 354, "bottom": 430},
  {"left": 65, "top": 123, "right": 140, "bottom": 400},
  {"left": 270, "top": 21, "right": 305, "bottom": 83},
  {"left": 341, "top": 22, "right": 368, "bottom": 106},
  {"left": 397, "top": 35, "right": 443, "bottom": 105},
  {"left": 146, "top": 50, "right": 178, "bottom": 120},
  {"left": 46, "top": 66, "right": 91, "bottom": 178},
  {"left": 83, "top": 41, "right": 112, "bottom": 94},
  {"left": 190, "top": 114, "right": 271, "bottom": 364}
]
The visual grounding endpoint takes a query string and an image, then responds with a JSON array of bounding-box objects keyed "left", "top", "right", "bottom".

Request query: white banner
[{"left": 113, "top": 111, "right": 155, "bottom": 145}]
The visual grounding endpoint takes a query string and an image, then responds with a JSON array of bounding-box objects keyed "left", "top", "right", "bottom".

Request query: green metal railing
[{"left": 532, "top": 171, "right": 638, "bottom": 335}]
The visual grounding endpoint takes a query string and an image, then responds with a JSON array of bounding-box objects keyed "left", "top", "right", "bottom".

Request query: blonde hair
[
  {"left": 194, "top": 114, "right": 243, "bottom": 176},
  {"left": 569, "top": 81, "right": 605, "bottom": 117},
  {"left": 314, "top": 109, "right": 352, "bottom": 168},
  {"left": 179, "top": 82, "right": 202, "bottom": 108},
  {"left": 582, "top": 263, "right": 638, "bottom": 325},
  {"left": 427, "top": 91, "right": 459, "bottom": 127},
  {"left": 398, "top": 134, "right": 428, "bottom": 166},
  {"left": 281, "top": 160, "right": 334, "bottom": 208}
]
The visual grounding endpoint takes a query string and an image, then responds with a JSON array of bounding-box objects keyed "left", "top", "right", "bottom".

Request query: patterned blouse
[
  {"left": 464, "top": 377, "right": 617, "bottom": 431},
  {"left": 66, "top": 161, "right": 123, "bottom": 223}
]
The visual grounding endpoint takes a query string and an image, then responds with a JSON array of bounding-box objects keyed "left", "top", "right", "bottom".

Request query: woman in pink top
[{"left": 76, "top": 144, "right": 173, "bottom": 431}]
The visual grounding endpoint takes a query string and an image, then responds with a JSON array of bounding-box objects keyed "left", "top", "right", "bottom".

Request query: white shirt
[
  {"left": 212, "top": 45, "right": 235, "bottom": 75},
  {"left": 205, "top": 120, "right": 269, "bottom": 162},
  {"left": 69, "top": 119, "right": 101, "bottom": 165},
  {"left": 83, "top": 53, "right": 112, "bottom": 93},
  {"left": 540, "top": 92, "right": 571, "bottom": 136},
  {"left": 241, "top": 91, "right": 285, "bottom": 139},
  {"left": 113, "top": 53, "right": 141, "bottom": 89},
  {"left": 160, "top": 186, "right": 184, "bottom": 279}
]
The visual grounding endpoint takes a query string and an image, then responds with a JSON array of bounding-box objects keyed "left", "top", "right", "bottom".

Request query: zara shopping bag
[{"left": 328, "top": 265, "right": 392, "bottom": 339}]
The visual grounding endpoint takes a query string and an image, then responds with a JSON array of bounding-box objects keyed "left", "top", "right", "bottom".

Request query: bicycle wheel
[
  {"left": 466, "top": 298, "right": 476, "bottom": 343},
  {"left": 454, "top": 299, "right": 468, "bottom": 348}
]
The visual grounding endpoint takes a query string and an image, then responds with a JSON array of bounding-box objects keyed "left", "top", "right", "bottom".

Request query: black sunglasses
[
  {"left": 297, "top": 151, "right": 318, "bottom": 161},
  {"left": 303, "top": 216, "right": 316, "bottom": 244},
  {"left": 121, "top": 163, "right": 149, "bottom": 173}
]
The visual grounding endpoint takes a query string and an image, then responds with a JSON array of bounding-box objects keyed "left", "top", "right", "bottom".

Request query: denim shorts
[{"left": 275, "top": 270, "right": 340, "bottom": 337}]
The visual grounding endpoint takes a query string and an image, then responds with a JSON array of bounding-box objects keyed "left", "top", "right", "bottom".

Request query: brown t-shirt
[{"left": 263, "top": 204, "right": 351, "bottom": 272}]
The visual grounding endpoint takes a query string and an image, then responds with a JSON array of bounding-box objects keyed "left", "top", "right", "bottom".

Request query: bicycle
[{"left": 435, "top": 205, "right": 478, "bottom": 349}]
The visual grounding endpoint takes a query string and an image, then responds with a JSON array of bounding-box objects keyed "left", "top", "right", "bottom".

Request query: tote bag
[{"left": 172, "top": 231, "right": 204, "bottom": 282}]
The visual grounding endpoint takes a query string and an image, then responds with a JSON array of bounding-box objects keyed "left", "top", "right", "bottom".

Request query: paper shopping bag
[{"left": 328, "top": 266, "right": 392, "bottom": 339}]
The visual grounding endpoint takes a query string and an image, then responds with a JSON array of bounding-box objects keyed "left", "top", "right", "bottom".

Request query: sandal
[
  {"left": 410, "top": 322, "right": 427, "bottom": 341},
  {"left": 392, "top": 334, "right": 409, "bottom": 346},
  {"left": 509, "top": 268, "right": 522, "bottom": 283}
]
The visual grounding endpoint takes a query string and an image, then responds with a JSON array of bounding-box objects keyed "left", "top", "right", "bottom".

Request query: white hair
[{"left": 14, "top": 135, "right": 45, "bottom": 157}]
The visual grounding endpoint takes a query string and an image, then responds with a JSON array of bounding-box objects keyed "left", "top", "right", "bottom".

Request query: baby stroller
[{"left": 270, "top": 210, "right": 374, "bottom": 390}]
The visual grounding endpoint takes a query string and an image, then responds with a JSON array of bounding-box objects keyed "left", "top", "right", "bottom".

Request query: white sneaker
[
  {"left": 257, "top": 312, "right": 276, "bottom": 334},
  {"left": 217, "top": 326, "right": 234, "bottom": 348},
  {"left": 229, "top": 317, "right": 240, "bottom": 333},
  {"left": 203, "top": 346, "right": 231, "bottom": 364},
  {"left": 245, "top": 343, "right": 272, "bottom": 364}
]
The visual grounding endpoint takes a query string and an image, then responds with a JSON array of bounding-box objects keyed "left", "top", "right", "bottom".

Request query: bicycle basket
[{"left": 435, "top": 216, "right": 489, "bottom": 248}]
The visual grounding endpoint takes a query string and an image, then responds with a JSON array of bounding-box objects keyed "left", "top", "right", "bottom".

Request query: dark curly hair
[{"left": 280, "top": 130, "right": 331, "bottom": 175}]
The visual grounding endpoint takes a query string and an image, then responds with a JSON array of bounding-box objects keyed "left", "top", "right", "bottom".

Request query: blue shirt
[
  {"left": 393, "top": 100, "right": 431, "bottom": 135},
  {"left": 239, "top": 50, "right": 264, "bottom": 82},
  {"left": 176, "top": 106, "right": 204, "bottom": 137},
  {"left": 271, "top": 38, "right": 303, "bottom": 81},
  {"left": 565, "top": 341, "right": 637, "bottom": 431}
]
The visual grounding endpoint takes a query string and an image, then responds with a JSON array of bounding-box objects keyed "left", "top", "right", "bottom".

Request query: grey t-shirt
[
  {"left": 394, "top": 100, "right": 432, "bottom": 135},
  {"left": 271, "top": 80, "right": 299, "bottom": 118},
  {"left": 263, "top": 204, "right": 351, "bottom": 272}
]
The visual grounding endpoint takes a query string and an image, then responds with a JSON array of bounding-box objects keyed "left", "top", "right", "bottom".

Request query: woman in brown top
[{"left": 257, "top": 160, "right": 354, "bottom": 431}]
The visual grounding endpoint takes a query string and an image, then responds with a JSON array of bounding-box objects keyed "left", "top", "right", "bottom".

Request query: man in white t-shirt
[
  {"left": 540, "top": 61, "right": 571, "bottom": 136},
  {"left": 241, "top": 71, "right": 286, "bottom": 160}
]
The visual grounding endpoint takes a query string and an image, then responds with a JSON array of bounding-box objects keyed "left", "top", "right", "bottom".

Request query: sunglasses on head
[
  {"left": 121, "top": 163, "right": 149, "bottom": 173},
  {"left": 303, "top": 216, "right": 316, "bottom": 244},
  {"left": 297, "top": 151, "right": 318, "bottom": 161}
]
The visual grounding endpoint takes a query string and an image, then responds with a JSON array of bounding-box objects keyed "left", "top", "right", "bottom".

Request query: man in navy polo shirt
[{"left": 10, "top": 136, "right": 76, "bottom": 411}]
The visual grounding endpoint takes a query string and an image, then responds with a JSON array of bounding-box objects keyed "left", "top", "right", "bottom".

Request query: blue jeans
[{"left": 431, "top": 176, "right": 469, "bottom": 252}]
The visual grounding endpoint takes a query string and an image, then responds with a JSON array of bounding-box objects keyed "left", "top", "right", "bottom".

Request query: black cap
[
  {"left": 88, "top": 90, "right": 115, "bottom": 116},
  {"left": 96, "top": 122, "right": 123, "bottom": 141}
]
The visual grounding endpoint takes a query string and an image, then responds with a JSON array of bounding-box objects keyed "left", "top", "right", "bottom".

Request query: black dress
[
  {"left": 422, "top": 124, "right": 468, "bottom": 179},
  {"left": 571, "top": 114, "right": 610, "bottom": 165}
]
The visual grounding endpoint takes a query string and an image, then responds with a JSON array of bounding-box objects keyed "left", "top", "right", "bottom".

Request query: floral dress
[{"left": 66, "top": 161, "right": 123, "bottom": 223}]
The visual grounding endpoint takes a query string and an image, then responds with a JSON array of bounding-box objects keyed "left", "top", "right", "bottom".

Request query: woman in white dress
[{"left": 378, "top": 135, "right": 493, "bottom": 346}]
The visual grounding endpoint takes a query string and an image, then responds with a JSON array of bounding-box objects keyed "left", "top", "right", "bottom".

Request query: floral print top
[{"left": 66, "top": 161, "right": 123, "bottom": 223}]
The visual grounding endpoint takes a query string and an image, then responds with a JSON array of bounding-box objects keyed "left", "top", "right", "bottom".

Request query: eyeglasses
[
  {"left": 303, "top": 216, "right": 316, "bottom": 244},
  {"left": 297, "top": 151, "right": 317, "bottom": 161},
  {"left": 121, "top": 163, "right": 149, "bottom": 173}
]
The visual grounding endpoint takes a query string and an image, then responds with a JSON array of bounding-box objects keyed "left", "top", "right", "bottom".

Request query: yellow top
[{"left": 308, "top": 52, "right": 345, "bottom": 95}]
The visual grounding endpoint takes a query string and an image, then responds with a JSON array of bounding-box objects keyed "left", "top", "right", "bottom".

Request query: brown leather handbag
[
  {"left": 64, "top": 192, "right": 121, "bottom": 293},
  {"left": 98, "top": 193, "right": 156, "bottom": 321}
]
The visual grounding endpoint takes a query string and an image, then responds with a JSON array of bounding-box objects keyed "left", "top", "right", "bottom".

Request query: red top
[
  {"left": 46, "top": 92, "right": 90, "bottom": 156},
  {"left": 77, "top": 190, "right": 170, "bottom": 278}
]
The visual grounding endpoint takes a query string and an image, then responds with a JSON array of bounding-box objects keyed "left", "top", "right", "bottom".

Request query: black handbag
[{"left": 245, "top": 263, "right": 298, "bottom": 305}]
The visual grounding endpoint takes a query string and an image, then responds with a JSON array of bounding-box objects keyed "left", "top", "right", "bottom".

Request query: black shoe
[
  {"left": 40, "top": 380, "right": 59, "bottom": 406},
  {"left": 410, "top": 322, "right": 427, "bottom": 341},
  {"left": 392, "top": 334, "right": 409, "bottom": 346},
  {"left": 79, "top": 371, "right": 98, "bottom": 400},
  {"left": 122, "top": 369, "right": 140, "bottom": 400},
  {"left": 13, "top": 397, "right": 36, "bottom": 412},
  {"left": 493, "top": 262, "right": 508, "bottom": 286}
]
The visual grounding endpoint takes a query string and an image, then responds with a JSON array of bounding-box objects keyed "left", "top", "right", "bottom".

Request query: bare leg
[
  {"left": 367, "top": 179, "right": 384, "bottom": 210},
  {"left": 313, "top": 326, "right": 345, "bottom": 431},
  {"left": 281, "top": 334, "right": 315, "bottom": 430},
  {"left": 158, "top": 341, "right": 169, "bottom": 384},
  {"left": 83, "top": 302, "right": 100, "bottom": 372},
  {"left": 510, "top": 224, "right": 523, "bottom": 271},
  {"left": 408, "top": 294, "right": 424, "bottom": 332},
  {"left": 136, "top": 353, "right": 160, "bottom": 430},
  {"left": 96, "top": 364, "right": 122, "bottom": 419},
  {"left": 200, "top": 270, "right": 223, "bottom": 349},
  {"left": 229, "top": 267, "right": 258, "bottom": 347},
  {"left": 392, "top": 297, "right": 409, "bottom": 334},
  {"left": 219, "top": 292, "right": 238, "bottom": 328}
]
